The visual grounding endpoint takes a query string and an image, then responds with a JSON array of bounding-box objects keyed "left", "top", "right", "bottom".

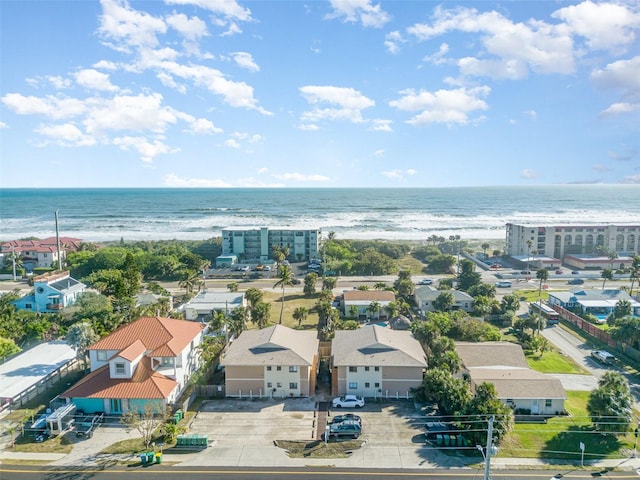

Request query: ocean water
[{"left": 1, "top": 186, "right": 639, "bottom": 243}]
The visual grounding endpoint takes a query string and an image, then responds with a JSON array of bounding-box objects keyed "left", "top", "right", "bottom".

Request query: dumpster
[{"left": 155, "top": 452, "right": 163, "bottom": 464}]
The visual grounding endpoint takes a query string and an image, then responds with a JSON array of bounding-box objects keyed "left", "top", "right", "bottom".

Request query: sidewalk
[{"left": 4, "top": 444, "right": 640, "bottom": 473}]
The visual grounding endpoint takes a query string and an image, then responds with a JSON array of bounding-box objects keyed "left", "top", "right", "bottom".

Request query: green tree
[
  {"left": 393, "top": 269, "right": 414, "bottom": 298},
  {"left": 227, "top": 282, "right": 239, "bottom": 293},
  {"left": 179, "top": 271, "right": 201, "bottom": 296},
  {"left": 121, "top": 401, "right": 167, "bottom": 448},
  {"left": 293, "top": 306, "right": 308, "bottom": 327},
  {"left": 209, "top": 310, "right": 227, "bottom": 334},
  {"left": 472, "top": 295, "right": 494, "bottom": 317},
  {"left": 417, "top": 368, "right": 471, "bottom": 416},
  {"left": 629, "top": 256, "right": 640, "bottom": 296},
  {"left": 500, "top": 294, "right": 520, "bottom": 314},
  {"left": 612, "top": 299, "right": 633, "bottom": 320},
  {"left": 348, "top": 305, "right": 359, "bottom": 319},
  {"left": 122, "top": 252, "right": 142, "bottom": 296},
  {"left": 587, "top": 372, "right": 633, "bottom": 434},
  {"left": 366, "top": 301, "right": 381, "bottom": 320},
  {"left": 601, "top": 269, "right": 613, "bottom": 289},
  {"left": 0, "top": 337, "right": 21, "bottom": 359},
  {"left": 610, "top": 316, "right": 640, "bottom": 349},
  {"left": 66, "top": 321, "right": 98, "bottom": 369},
  {"left": 303, "top": 273, "right": 318, "bottom": 296},
  {"left": 457, "top": 260, "right": 481, "bottom": 291},
  {"left": 536, "top": 268, "right": 549, "bottom": 294},
  {"left": 274, "top": 265, "right": 294, "bottom": 324},
  {"left": 526, "top": 239, "right": 533, "bottom": 272},
  {"left": 374, "top": 282, "right": 388, "bottom": 290},
  {"left": 428, "top": 254, "right": 457, "bottom": 274},
  {"left": 322, "top": 276, "right": 337, "bottom": 291},
  {"left": 481, "top": 243, "right": 490, "bottom": 258},
  {"left": 228, "top": 306, "right": 248, "bottom": 339},
  {"left": 468, "top": 283, "right": 496, "bottom": 298},
  {"left": 432, "top": 291, "right": 454, "bottom": 312},
  {"left": 252, "top": 302, "right": 271, "bottom": 329},
  {"left": 384, "top": 301, "right": 400, "bottom": 319},
  {"left": 245, "top": 287, "right": 263, "bottom": 310},
  {"left": 464, "top": 382, "right": 514, "bottom": 446}
]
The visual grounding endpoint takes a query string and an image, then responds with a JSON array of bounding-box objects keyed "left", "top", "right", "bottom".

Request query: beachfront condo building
[
  {"left": 221, "top": 227, "right": 320, "bottom": 262},
  {"left": 505, "top": 223, "right": 640, "bottom": 260}
]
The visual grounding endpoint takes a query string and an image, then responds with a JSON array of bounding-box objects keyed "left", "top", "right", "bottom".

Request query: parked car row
[{"left": 327, "top": 412, "right": 363, "bottom": 439}]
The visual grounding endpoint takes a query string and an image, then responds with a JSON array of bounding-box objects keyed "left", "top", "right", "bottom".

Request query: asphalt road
[{"left": 2, "top": 465, "right": 640, "bottom": 480}]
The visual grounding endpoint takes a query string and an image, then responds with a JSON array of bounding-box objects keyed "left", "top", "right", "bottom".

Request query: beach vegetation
[
  {"left": 456, "top": 259, "right": 481, "bottom": 291},
  {"left": 392, "top": 269, "right": 414, "bottom": 298},
  {"left": 303, "top": 272, "right": 318, "bottom": 296},
  {"left": 587, "top": 372, "right": 633, "bottom": 434}
]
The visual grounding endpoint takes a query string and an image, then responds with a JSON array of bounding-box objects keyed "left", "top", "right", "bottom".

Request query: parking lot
[{"left": 188, "top": 398, "right": 425, "bottom": 448}]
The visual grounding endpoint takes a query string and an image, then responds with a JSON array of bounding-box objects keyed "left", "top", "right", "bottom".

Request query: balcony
[{"left": 47, "top": 303, "right": 63, "bottom": 311}]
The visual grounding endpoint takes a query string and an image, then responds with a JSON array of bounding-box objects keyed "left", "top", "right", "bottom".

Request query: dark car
[
  {"left": 520, "top": 270, "right": 532, "bottom": 275},
  {"left": 327, "top": 419, "right": 362, "bottom": 439},
  {"left": 331, "top": 413, "right": 362, "bottom": 426},
  {"left": 568, "top": 278, "right": 584, "bottom": 285},
  {"left": 571, "top": 270, "right": 579, "bottom": 275},
  {"left": 555, "top": 269, "right": 563, "bottom": 274}
]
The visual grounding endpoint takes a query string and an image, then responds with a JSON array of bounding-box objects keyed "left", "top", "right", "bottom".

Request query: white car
[
  {"left": 418, "top": 279, "right": 433, "bottom": 285},
  {"left": 495, "top": 281, "right": 512, "bottom": 288},
  {"left": 332, "top": 395, "right": 365, "bottom": 408}
]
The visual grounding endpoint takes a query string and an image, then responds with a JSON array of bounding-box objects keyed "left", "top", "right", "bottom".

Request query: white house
[{"left": 414, "top": 286, "right": 474, "bottom": 313}]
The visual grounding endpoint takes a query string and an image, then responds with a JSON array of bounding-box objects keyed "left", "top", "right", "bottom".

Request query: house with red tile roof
[
  {"left": 62, "top": 317, "right": 204, "bottom": 414},
  {"left": 1, "top": 237, "right": 83, "bottom": 271}
]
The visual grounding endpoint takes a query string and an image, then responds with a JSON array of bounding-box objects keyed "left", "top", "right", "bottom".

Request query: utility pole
[
  {"left": 55, "top": 210, "right": 62, "bottom": 271},
  {"left": 484, "top": 415, "right": 494, "bottom": 480},
  {"left": 11, "top": 245, "right": 17, "bottom": 281}
]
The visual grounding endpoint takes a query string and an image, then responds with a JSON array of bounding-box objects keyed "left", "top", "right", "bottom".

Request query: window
[
  {"left": 276, "top": 382, "right": 282, "bottom": 388},
  {"left": 25, "top": 303, "right": 32, "bottom": 309},
  {"left": 115, "top": 362, "right": 125, "bottom": 375},
  {"left": 266, "top": 366, "right": 272, "bottom": 371},
  {"left": 97, "top": 351, "right": 107, "bottom": 361},
  {"left": 374, "top": 383, "right": 380, "bottom": 388},
  {"left": 348, "top": 382, "right": 358, "bottom": 389},
  {"left": 276, "top": 366, "right": 282, "bottom": 371},
  {"left": 289, "top": 382, "right": 298, "bottom": 389},
  {"left": 364, "top": 366, "right": 369, "bottom": 372},
  {"left": 161, "top": 357, "right": 174, "bottom": 366},
  {"left": 545, "top": 399, "right": 552, "bottom": 408},
  {"left": 267, "top": 382, "right": 272, "bottom": 388},
  {"left": 289, "top": 366, "right": 298, "bottom": 373},
  {"left": 349, "top": 366, "right": 357, "bottom": 373},
  {"left": 365, "top": 383, "right": 370, "bottom": 388},
  {"left": 374, "top": 366, "right": 380, "bottom": 372}
]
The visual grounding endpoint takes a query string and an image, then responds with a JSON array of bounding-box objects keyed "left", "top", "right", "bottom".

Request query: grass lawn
[
  {"left": 396, "top": 255, "right": 427, "bottom": 275},
  {"left": 500, "top": 391, "right": 636, "bottom": 460},
  {"left": 262, "top": 291, "right": 322, "bottom": 330},
  {"left": 275, "top": 439, "right": 361, "bottom": 458},
  {"left": 10, "top": 431, "right": 74, "bottom": 454},
  {"left": 526, "top": 350, "right": 590, "bottom": 375},
  {"left": 515, "top": 289, "right": 550, "bottom": 303}
]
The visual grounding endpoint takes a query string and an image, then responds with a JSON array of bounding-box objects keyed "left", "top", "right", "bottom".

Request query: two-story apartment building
[
  {"left": 62, "top": 317, "right": 204, "bottom": 414},
  {"left": 12, "top": 271, "right": 86, "bottom": 313},
  {"left": 221, "top": 227, "right": 320, "bottom": 262}
]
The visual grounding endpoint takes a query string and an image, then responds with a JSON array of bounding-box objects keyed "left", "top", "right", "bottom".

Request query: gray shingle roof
[
  {"left": 221, "top": 325, "right": 318, "bottom": 366},
  {"left": 332, "top": 325, "right": 427, "bottom": 367},
  {"left": 455, "top": 341, "right": 530, "bottom": 369},
  {"left": 414, "top": 286, "right": 473, "bottom": 302},
  {"left": 468, "top": 367, "right": 566, "bottom": 399}
]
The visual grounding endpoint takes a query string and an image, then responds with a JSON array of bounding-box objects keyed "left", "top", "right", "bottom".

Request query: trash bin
[
  {"left": 176, "top": 409, "right": 183, "bottom": 421},
  {"left": 146, "top": 452, "right": 154, "bottom": 464},
  {"left": 155, "top": 452, "right": 162, "bottom": 464},
  {"left": 139, "top": 454, "right": 148, "bottom": 466}
]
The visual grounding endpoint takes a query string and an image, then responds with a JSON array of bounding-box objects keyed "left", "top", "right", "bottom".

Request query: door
[
  {"left": 110, "top": 399, "right": 122, "bottom": 414},
  {"left": 531, "top": 399, "right": 539, "bottom": 414}
]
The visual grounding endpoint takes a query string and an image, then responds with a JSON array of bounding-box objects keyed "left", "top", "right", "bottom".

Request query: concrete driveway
[{"left": 188, "top": 398, "right": 426, "bottom": 448}]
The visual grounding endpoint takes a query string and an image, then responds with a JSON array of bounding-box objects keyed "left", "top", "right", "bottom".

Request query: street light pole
[{"left": 483, "top": 415, "right": 494, "bottom": 480}]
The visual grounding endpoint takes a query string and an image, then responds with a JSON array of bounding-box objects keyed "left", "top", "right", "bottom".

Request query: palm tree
[
  {"left": 481, "top": 243, "right": 490, "bottom": 258},
  {"left": 252, "top": 302, "right": 271, "bottom": 329},
  {"left": 228, "top": 306, "right": 248, "bottom": 339},
  {"left": 374, "top": 282, "right": 387, "bottom": 290},
  {"left": 601, "top": 269, "right": 613, "bottom": 289},
  {"left": 630, "top": 256, "right": 640, "bottom": 296},
  {"left": 535, "top": 268, "right": 549, "bottom": 334},
  {"left": 179, "top": 271, "right": 200, "bottom": 296},
  {"left": 227, "top": 282, "right": 239, "bottom": 293},
  {"left": 292, "top": 306, "right": 308, "bottom": 327},
  {"left": 384, "top": 301, "right": 400, "bottom": 319},
  {"left": 366, "top": 301, "right": 381, "bottom": 321},
  {"left": 526, "top": 240, "right": 533, "bottom": 272},
  {"left": 608, "top": 251, "right": 619, "bottom": 270},
  {"left": 274, "top": 265, "right": 294, "bottom": 324}
]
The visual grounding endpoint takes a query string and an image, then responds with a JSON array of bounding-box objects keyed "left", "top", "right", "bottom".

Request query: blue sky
[{"left": 1, "top": 0, "right": 639, "bottom": 188}]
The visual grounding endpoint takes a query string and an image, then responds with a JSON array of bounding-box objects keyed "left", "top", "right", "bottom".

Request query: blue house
[{"left": 12, "top": 271, "right": 86, "bottom": 313}]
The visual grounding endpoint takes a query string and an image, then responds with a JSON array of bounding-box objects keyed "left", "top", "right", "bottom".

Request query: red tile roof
[
  {"left": 89, "top": 317, "right": 203, "bottom": 356},
  {"left": 118, "top": 339, "right": 146, "bottom": 361},
  {"left": 62, "top": 357, "right": 176, "bottom": 400}
]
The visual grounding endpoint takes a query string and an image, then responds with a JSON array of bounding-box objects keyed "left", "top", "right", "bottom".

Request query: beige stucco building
[
  {"left": 220, "top": 325, "right": 319, "bottom": 398},
  {"left": 331, "top": 325, "right": 427, "bottom": 398}
]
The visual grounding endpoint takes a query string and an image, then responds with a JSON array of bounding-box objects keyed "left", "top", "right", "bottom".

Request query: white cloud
[
  {"left": 592, "top": 56, "right": 640, "bottom": 116},
  {"left": 164, "top": 172, "right": 233, "bottom": 187},
  {"left": 300, "top": 85, "right": 375, "bottom": 123},
  {"left": 621, "top": 174, "right": 640, "bottom": 184},
  {"left": 423, "top": 43, "right": 450, "bottom": 65},
  {"left": 93, "top": 60, "right": 118, "bottom": 70},
  {"left": 34, "top": 123, "right": 97, "bottom": 147},
  {"left": 369, "top": 119, "right": 392, "bottom": 132},
  {"left": 520, "top": 168, "right": 539, "bottom": 179},
  {"left": 297, "top": 124, "right": 320, "bottom": 131},
  {"left": 165, "top": 12, "right": 208, "bottom": 41},
  {"left": 552, "top": 1, "right": 640, "bottom": 52},
  {"left": 224, "top": 138, "right": 241, "bottom": 148},
  {"left": 384, "top": 31, "right": 404, "bottom": 54},
  {"left": 381, "top": 168, "right": 417, "bottom": 180},
  {"left": 1, "top": 93, "right": 87, "bottom": 120},
  {"left": 407, "top": 6, "right": 575, "bottom": 79},
  {"left": 608, "top": 149, "right": 636, "bottom": 161},
  {"left": 186, "top": 117, "right": 223, "bottom": 134},
  {"left": 257, "top": 167, "right": 268, "bottom": 174},
  {"left": 98, "top": 0, "right": 168, "bottom": 52},
  {"left": 75, "top": 69, "right": 119, "bottom": 91},
  {"left": 272, "top": 172, "right": 330, "bottom": 182},
  {"left": 389, "top": 86, "right": 490, "bottom": 126},
  {"left": 592, "top": 164, "right": 610, "bottom": 173},
  {"left": 0, "top": 122, "right": 8, "bottom": 129},
  {"left": 326, "top": 0, "right": 390, "bottom": 28},
  {"left": 373, "top": 149, "right": 384, "bottom": 157},
  {"left": 112, "top": 135, "right": 177, "bottom": 163},
  {"left": 231, "top": 52, "right": 260, "bottom": 72},
  {"left": 165, "top": 0, "right": 252, "bottom": 22},
  {"left": 524, "top": 109, "right": 538, "bottom": 121},
  {"left": 220, "top": 22, "right": 242, "bottom": 37},
  {"left": 46, "top": 75, "right": 73, "bottom": 89}
]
